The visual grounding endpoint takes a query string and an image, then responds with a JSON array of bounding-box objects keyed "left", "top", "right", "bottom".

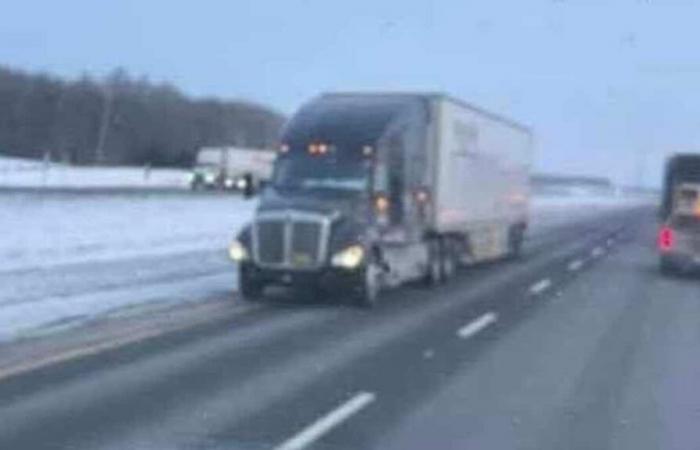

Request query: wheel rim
[
  {"left": 364, "top": 264, "right": 380, "bottom": 303},
  {"left": 443, "top": 252, "right": 455, "bottom": 279},
  {"left": 431, "top": 259, "right": 441, "bottom": 283}
]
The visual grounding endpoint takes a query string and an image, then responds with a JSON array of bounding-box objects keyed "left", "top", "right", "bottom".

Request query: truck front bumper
[{"left": 241, "top": 263, "right": 363, "bottom": 293}]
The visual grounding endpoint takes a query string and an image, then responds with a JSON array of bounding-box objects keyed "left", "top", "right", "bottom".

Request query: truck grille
[
  {"left": 256, "top": 221, "right": 285, "bottom": 264},
  {"left": 253, "top": 213, "right": 328, "bottom": 269}
]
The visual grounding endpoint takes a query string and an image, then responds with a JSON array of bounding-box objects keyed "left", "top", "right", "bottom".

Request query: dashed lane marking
[
  {"left": 567, "top": 259, "right": 584, "bottom": 272},
  {"left": 274, "top": 392, "right": 376, "bottom": 450},
  {"left": 529, "top": 278, "right": 552, "bottom": 295},
  {"left": 457, "top": 312, "right": 498, "bottom": 339}
]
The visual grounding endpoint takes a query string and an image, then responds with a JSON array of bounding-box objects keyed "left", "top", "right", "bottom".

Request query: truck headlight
[
  {"left": 204, "top": 173, "right": 216, "bottom": 183},
  {"left": 331, "top": 245, "right": 365, "bottom": 269},
  {"left": 228, "top": 240, "right": 249, "bottom": 262}
]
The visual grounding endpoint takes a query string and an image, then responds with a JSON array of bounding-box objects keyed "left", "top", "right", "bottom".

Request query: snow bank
[
  {"left": 0, "top": 193, "right": 257, "bottom": 273},
  {"left": 0, "top": 155, "right": 191, "bottom": 189}
]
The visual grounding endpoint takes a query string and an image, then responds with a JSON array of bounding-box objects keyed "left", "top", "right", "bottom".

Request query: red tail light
[{"left": 658, "top": 226, "right": 674, "bottom": 251}]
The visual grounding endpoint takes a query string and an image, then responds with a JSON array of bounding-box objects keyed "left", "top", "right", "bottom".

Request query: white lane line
[
  {"left": 529, "top": 278, "right": 552, "bottom": 295},
  {"left": 457, "top": 312, "right": 498, "bottom": 339},
  {"left": 274, "top": 392, "right": 376, "bottom": 450},
  {"left": 567, "top": 259, "right": 584, "bottom": 272},
  {"left": 591, "top": 246, "right": 605, "bottom": 257}
]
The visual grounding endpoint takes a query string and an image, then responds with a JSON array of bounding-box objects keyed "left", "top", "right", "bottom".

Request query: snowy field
[
  {"left": 0, "top": 155, "right": 191, "bottom": 189},
  {"left": 0, "top": 191, "right": 651, "bottom": 343}
]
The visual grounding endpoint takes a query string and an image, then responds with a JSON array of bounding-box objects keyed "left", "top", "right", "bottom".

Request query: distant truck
[
  {"left": 658, "top": 153, "right": 700, "bottom": 274},
  {"left": 190, "top": 146, "right": 276, "bottom": 191},
  {"left": 228, "top": 93, "right": 534, "bottom": 306}
]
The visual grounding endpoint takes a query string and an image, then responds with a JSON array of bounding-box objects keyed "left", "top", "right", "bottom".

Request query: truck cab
[{"left": 229, "top": 95, "right": 431, "bottom": 305}]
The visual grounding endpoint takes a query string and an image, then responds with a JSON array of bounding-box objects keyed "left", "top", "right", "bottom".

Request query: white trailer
[
  {"left": 429, "top": 96, "right": 533, "bottom": 262},
  {"left": 191, "top": 146, "right": 276, "bottom": 191}
]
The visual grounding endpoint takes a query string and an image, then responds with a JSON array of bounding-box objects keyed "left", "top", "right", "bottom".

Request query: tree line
[{"left": 0, "top": 65, "right": 285, "bottom": 167}]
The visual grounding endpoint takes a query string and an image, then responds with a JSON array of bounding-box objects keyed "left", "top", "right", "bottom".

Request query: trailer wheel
[
  {"left": 440, "top": 238, "right": 457, "bottom": 281},
  {"left": 355, "top": 262, "right": 382, "bottom": 308},
  {"left": 239, "top": 265, "right": 264, "bottom": 301},
  {"left": 508, "top": 225, "right": 525, "bottom": 259},
  {"left": 423, "top": 239, "right": 443, "bottom": 286}
]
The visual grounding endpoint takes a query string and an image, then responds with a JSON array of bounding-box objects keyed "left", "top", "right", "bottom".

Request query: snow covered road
[{"left": 1, "top": 191, "right": 649, "bottom": 342}]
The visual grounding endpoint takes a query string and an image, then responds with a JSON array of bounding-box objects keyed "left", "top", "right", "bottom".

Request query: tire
[
  {"left": 659, "top": 256, "right": 678, "bottom": 276},
  {"left": 239, "top": 265, "right": 264, "bottom": 301},
  {"left": 440, "top": 238, "right": 456, "bottom": 281},
  {"left": 355, "top": 262, "right": 382, "bottom": 308},
  {"left": 508, "top": 225, "right": 525, "bottom": 260},
  {"left": 423, "top": 239, "right": 443, "bottom": 286}
]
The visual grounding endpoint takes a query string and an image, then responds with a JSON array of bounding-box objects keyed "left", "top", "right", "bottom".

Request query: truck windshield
[{"left": 271, "top": 156, "right": 369, "bottom": 192}]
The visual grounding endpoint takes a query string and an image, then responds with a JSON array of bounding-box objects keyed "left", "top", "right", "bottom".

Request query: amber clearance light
[{"left": 375, "top": 194, "right": 390, "bottom": 213}]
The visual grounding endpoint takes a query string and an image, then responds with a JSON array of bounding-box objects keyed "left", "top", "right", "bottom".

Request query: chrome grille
[
  {"left": 253, "top": 211, "right": 329, "bottom": 269},
  {"left": 256, "top": 221, "right": 285, "bottom": 264},
  {"left": 290, "top": 221, "right": 322, "bottom": 268}
]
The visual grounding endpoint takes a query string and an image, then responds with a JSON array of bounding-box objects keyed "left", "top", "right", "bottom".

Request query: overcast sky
[{"left": 2, "top": 0, "right": 700, "bottom": 186}]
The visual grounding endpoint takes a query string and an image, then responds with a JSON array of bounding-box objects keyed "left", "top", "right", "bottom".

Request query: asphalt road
[{"left": 3, "top": 205, "right": 696, "bottom": 450}]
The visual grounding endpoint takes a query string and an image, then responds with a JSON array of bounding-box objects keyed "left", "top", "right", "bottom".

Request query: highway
[{"left": 2, "top": 205, "right": 697, "bottom": 450}]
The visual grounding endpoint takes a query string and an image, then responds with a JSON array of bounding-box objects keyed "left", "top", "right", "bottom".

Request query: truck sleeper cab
[{"left": 229, "top": 93, "right": 533, "bottom": 306}]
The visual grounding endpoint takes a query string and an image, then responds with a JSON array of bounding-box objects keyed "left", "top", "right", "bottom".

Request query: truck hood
[{"left": 257, "top": 187, "right": 370, "bottom": 221}]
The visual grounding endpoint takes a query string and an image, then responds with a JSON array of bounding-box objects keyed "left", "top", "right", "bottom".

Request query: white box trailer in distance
[
  {"left": 230, "top": 92, "right": 533, "bottom": 306},
  {"left": 191, "top": 146, "right": 275, "bottom": 191}
]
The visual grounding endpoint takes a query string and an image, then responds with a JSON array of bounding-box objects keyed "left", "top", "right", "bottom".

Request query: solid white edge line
[
  {"left": 567, "top": 259, "right": 583, "bottom": 272},
  {"left": 457, "top": 312, "right": 498, "bottom": 339},
  {"left": 529, "top": 278, "right": 552, "bottom": 295},
  {"left": 274, "top": 392, "right": 376, "bottom": 450}
]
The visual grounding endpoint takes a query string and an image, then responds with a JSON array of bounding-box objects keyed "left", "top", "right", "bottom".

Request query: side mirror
[{"left": 242, "top": 173, "right": 256, "bottom": 199}]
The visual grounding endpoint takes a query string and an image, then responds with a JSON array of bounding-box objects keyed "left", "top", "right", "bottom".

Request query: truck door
[{"left": 387, "top": 133, "right": 405, "bottom": 226}]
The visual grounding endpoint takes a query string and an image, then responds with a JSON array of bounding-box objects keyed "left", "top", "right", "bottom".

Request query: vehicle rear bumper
[{"left": 661, "top": 251, "right": 700, "bottom": 271}]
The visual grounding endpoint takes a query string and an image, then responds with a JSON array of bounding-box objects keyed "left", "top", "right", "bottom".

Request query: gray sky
[{"left": 2, "top": 0, "right": 700, "bottom": 186}]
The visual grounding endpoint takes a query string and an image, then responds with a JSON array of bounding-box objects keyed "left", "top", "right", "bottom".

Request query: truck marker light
[
  {"left": 658, "top": 226, "right": 674, "bottom": 251},
  {"left": 375, "top": 195, "right": 390, "bottom": 213},
  {"left": 415, "top": 189, "right": 430, "bottom": 204}
]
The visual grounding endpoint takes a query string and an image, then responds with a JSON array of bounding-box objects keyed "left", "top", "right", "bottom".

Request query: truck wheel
[
  {"left": 659, "top": 256, "right": 678, "bottom": 277},
  {"left": 440, "top": 238, "right": 456, "bottom": 281},
  {"left": 355, "top": 263, "right": 382, "bottom": 308},
  {"left": 239, "top": 266, "right": 264, "bottom": 301},
  {"left": 423, "top": 240, "right": 443, "bottom": 286},
  {"left": 508, "top": 225, "right": 525, "bottom": 259}
]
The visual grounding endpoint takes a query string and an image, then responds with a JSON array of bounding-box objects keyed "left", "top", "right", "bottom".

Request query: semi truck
[
  {"left": 190, "top": 146, "right": 276, "bottom": 191},
  {"left": 228, "top": 93, "right": 534, "bottom": 305},
  {"left": 658, "top": 153, "right": 700, "bottom": 274}
]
